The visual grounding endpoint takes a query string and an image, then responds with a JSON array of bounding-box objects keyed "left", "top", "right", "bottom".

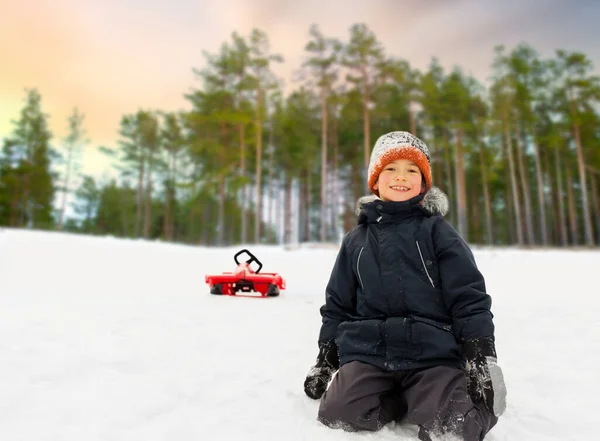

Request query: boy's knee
[
  {"left": 317, "top": 394, "right": 382, "bottom": 432},
  {"left": 463, "top": 401, "right": 499, "bottom": 439},
  {"left": 317, "top": 394, "right": 355, "bottom": 430},
  {"left": 423, "top": 402, "right": 496, "bottom": 441}
]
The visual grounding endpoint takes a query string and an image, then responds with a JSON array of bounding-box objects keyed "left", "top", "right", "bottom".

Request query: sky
[
  {"left": 1, "top": 0, "right": 600, "bottom": 179},
  {"left": 1, "top": 228, "right": 598, "bottom": 440}
]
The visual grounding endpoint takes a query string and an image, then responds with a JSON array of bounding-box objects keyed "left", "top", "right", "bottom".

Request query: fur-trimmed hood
[{"left": 355, "top": 186, "right": 449, "bottom": 219}]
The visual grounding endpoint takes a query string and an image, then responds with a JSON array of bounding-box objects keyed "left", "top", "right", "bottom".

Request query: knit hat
[{"left": 367, "top": 131, "right": 432, "bottom": 197}]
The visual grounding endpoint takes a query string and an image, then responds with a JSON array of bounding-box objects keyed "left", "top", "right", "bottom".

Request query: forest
[{"left": 1, "top": 23, "right": 599, "bottom": 247}]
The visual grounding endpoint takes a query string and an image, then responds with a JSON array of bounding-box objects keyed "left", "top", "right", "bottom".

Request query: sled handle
[{"left": 234, "top": 249, "right": 263, "bottom": 273}]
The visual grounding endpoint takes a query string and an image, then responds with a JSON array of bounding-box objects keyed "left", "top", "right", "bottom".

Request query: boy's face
[{"left": 374, "top": 159, "right": 423, "bottom": 202}]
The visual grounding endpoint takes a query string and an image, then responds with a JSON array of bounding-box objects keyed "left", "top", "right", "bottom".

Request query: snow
[{"left": 1, "top": 227, "right": 598, "bottom": 441}]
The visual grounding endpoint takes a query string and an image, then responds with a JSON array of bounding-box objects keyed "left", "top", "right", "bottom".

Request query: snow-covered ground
[{"left": 1, "top": 228, "right": 598, "bottom": 441}]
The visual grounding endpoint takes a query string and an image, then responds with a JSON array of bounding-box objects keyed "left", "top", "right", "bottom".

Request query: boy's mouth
[{"left": 390, "top": 185, "right": 411, "bottom": 192}]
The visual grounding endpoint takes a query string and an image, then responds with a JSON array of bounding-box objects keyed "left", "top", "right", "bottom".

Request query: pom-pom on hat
[{"left": 367, "top": 131, "right": 432, "bottom": 197}]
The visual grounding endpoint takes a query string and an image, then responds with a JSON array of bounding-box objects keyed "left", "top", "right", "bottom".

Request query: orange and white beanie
[{"left": 367, "top": 131, "right": 432, "bottom": 197}]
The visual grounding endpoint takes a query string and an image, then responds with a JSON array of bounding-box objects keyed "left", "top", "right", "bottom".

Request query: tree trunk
[
  {"left": 469, "top": 179, "right": 481, "bottom": 243},
  {"left": 266, "top": 128, "right": 276, "bottom": 240},
  {"left": 330, "top": 146, "right": 337, "bottom": 241},
  {"left": 143, "top": 169, "right": 152, "bottom": 239},
  {"left": 162, "top": 152, "right": 172, "bottom": 241},
  {"left": 21, "top": 158, "right": 31, "bottom": 227},
  {"left": 276, "top": 171, "right": 283, "bottom": 244},
  {"left": 163, "top": 181, "right": 171, "bottom": 240},
  {"left": 201, "top": 200, "right": 210, "bottom": 245},
  {"left": 566, "top": 166, "right": 578, "bottom": 245},
  {"left": 297, "top": 172, "right": 305, "bottom": 242},
  {"left": 571, "top": 116, "right": 594, "bottom": 245},
  {"left": 239, "top": 123, "right": 247, "bottom": 244},
  {"left": 218, "top": 123, "right": 227, "bottom": 246},
  {"left": 513, "top": 120, "right": 534, "bottom": 245},
  {"left": 284, "top": 173, "right": 292, "bottom": 244},
  {"left": 254, "top": 86, "right": 263, "bottom": 243},
  {"left": 442, "top": 130, "right": 455, "bottom": 226},
  {"left": 218, "top": 175, "right": 225, "bottom": 246},
  {"left": 454, "top": 126, "right": 467, "bottom": 238},
  {"left": 432, "top": 135, "right": 443, "bottom": 190},
  {"left": 541, "top": 144, "right": 556, "bottom": 244},
  {"left": 477, "top": 139, "right": 493, "bottom": 245},
  {"left": 530, "top": 134, "right": 548, "bottom": 246},
  {"left": 409, "top": 102, "right": 417, "bottom": 135},
  {"left": 90, "top": 201, "right": 97, "bottom": 233},
  {"left": 58, "top": 145, "right": 74, "bottom": 230},
  {"left": 347, "top": 158, "right": 363, "bottom": 233},
  {"left": 121, "top": 186, "right": 129, "bottom": 237},
  {"left": 169, "top": 151, "right": 178, "bottom": 241},
  {"left": 554, "top": 143, "right": 568, "bottom": 246},
  {"left": 9, "top": 178, "right": 20, "bottom": 227},
  {"left": 590, "top": 171, "right": 600, "bottom": 244},
  {"left": 506, "top": 172, "right": 516, "bottom": 245},
  {"left": 304, "top": 169, "right": 312, "bottom": 242},
  {"left": 328, "top": 125, "right": 340, "bottom": 241},
  {"left": 503, "top": 109, "right": 523, "bottom": 245},
  {"left": 135, "top": 147, "right": 144, "bottom": 238},
  {"left": 320, "top": 88, "right": 328, "bottom": 242},
  {"left": 362, "top": 65, "right": 371, "bottom": 192}
]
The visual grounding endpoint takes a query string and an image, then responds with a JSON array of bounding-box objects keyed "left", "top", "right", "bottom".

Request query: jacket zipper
[
  {"left": 416, "top": 241, "right": 435, "bottom": 288},
  {"left": 357, "top": 246, "right": 365, "bottom": 291}
]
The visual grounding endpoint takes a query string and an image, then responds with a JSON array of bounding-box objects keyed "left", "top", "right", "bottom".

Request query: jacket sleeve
[
  {"left": 433, "top": 218, "right": 494, "bottom": 342},
  {"left": 318, "top": 235, "right": 357, "bottom": 344}
]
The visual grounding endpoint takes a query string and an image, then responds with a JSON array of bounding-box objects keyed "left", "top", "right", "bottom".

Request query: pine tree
[
  {"left": 57, "top": 107, "right": 87, "bottom": 229},
  {"left": 1, "top": 89, "right": 55, "bottom": 228}
]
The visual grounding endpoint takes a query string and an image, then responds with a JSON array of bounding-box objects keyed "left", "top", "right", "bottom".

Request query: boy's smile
[{"left": 374, "top": 159, "right": 423, "bottom": 202}]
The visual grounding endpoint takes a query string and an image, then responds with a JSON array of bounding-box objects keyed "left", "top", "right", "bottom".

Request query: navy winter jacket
[{"left": 318, "top": 188, "right": 495, "bottom": 371}]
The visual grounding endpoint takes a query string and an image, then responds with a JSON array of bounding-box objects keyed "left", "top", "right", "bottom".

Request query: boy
[{"left": 303, "top": 131, "right": 506, "bottom": 440}]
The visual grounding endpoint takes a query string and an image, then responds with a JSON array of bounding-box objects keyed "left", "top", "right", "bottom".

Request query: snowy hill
[{"left": 1, "top": 228, "right": 598, "bottom": 440}]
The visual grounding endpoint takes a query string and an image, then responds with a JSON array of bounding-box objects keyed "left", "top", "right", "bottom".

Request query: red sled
[{"left": 205, "top": 249, "right": 286, "bottom": 297}]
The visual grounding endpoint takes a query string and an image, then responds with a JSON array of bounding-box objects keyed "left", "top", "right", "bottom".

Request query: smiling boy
[{"left": 304, "top": 131, "right": 506, "bottom": 440}]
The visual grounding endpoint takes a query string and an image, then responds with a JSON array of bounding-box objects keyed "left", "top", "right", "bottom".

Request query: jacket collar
[{"left": 355, "top": 186, "right": 449, "bottom": 224}]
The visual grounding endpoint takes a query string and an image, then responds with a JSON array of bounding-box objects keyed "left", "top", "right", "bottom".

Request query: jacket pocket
[
  {"left": 336, "top": 319, "right": 384, "bottom": 357},
  {"left": 413, "top": 316, "right": 453, "bottom": 333},
  {"left": 412, "top": 318, "right": 461, "bottom": 362}
]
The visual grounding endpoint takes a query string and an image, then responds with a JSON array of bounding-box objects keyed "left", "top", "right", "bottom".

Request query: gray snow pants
[{"left": 318, "top": 361, "right": 498, "bottom": 441}]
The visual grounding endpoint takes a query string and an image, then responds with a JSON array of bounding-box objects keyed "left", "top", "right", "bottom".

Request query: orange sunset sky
[{"left": 1, "top": 0, "right": 599, "bottom": 179}]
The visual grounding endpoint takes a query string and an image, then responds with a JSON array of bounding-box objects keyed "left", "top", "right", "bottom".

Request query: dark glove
[
  {"left": 464, "top": 336, "right": 507, "bottom": 417},
  {"left": 303, "top": 340, "right": 339, "bottom": 399}
]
